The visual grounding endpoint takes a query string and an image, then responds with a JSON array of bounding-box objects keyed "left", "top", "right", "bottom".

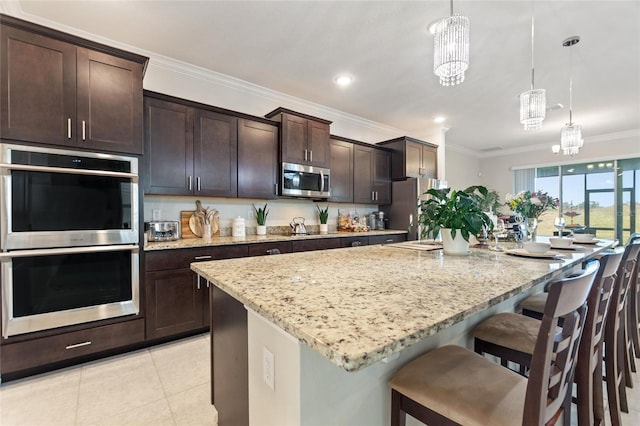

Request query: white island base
[{"left": 246, "top": 292, "right": 537, "bottom": 426}]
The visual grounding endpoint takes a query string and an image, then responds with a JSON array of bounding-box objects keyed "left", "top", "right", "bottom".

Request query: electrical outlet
[
  {"left": 152, "top": 209, "right": 161, "bottom": 221},
  {"left": 263, "top": 346, "right": 275, "bottom": 391}
]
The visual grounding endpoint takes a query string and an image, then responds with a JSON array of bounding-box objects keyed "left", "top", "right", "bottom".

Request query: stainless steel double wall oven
[{"left": 0, "top": 143, "right": 140, "bottom": 338}]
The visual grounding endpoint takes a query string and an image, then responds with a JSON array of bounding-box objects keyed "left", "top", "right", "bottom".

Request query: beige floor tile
[
  {"left": 0, "top": 368, "right": 80, "bottom": 426},
  {"left": 167, "top": 383, "right": 218, "bottom": 426},
  {"left": 80, "top": 348, "right": 154, "bottom": 381},
  {"left": 78, "top": 398, "right": 176, "bottom": 426},
  {"left": 76, "top": 356, "right": 165, "bottom": 425},
  {"left": 151, "top": 336, "right": 210, "bottom": 396}
]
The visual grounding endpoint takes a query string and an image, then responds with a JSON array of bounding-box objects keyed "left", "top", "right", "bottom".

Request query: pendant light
[
  {"left": 519, "top": 4, "right": 546, "bottom": 130},
  {"left": 560, "top": 36, "right": 583, "bottom": 156},
  {"left": 432, "top": 0, "right": 470, "bottom": 86}
]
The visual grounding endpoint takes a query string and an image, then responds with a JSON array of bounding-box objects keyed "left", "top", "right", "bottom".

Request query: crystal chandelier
[
  {"left": 560, "top": 36, "right": 583, "bottom": 156},
  {"left": 432, "top": 0, "right": 470, "bottom": 86},
  {"left": 520, "top": 8, "right": 546, "bottom": 130}
]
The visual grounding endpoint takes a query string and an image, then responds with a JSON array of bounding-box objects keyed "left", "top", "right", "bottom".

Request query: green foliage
[
  {"left": 253, "top": 203, "right": 269, "bottom": 225},
  {"left": 418, "top": 188, "right": 493, "bottom": 242},
  {"left": 463, "top": 185, "right": 502, "bottom": 214},
  {"left": 316, "top": 205, "right": 329, "bottom": 224}
]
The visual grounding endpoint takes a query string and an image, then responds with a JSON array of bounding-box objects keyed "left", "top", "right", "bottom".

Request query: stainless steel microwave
[{"left": 281, "top": 162, "right": 330, "bottom": 199}]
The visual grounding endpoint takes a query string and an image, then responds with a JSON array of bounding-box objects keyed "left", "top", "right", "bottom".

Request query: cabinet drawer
[
  {"left": 1, "top": 318, "right": 144, "bottom": 375},
  {"left": 368, "top": 234, "right": 406, "bottom": 245},
  {"left": 247, "top": 241, "right": 293, "bottom": 257},
  {"left": 291, "top": 238, "right": 342, "bottom": 252},
  {"left": 341, "top": 236, "right": 369, "bottom": 248},
  {"left": 145, "top": 245, "right": 249, "bottom": 271}
]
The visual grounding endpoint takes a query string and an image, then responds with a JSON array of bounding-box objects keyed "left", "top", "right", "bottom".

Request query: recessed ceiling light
[
  {"left": 434, "top": 116, "right": 446, "bottom": 123},
  {"left": 335, "top": 75, "right": 353, "bottom": 87}
]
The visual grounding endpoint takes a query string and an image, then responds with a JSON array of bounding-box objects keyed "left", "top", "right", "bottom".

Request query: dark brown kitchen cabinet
[
  {"left": 247, "top": 241, "right": 293, "bottom": 256},
  {"left": 329, "top": 137, "right": 354, "bottom": 202},
  {"left": 353, "top": 144, "right": 391, "bottom": 204},
  {"left": 238, "top": 119, "right": 279, "bottom": 199},
  {"left": 0, "top": 16, "right": 146, "bottom": 154},
  {"left": 144, "top": 245, "right": 248, "bottom": 340},
  {"left": 265, "top": 107, "right": 332, "bottom": 168},
  {"left": 291, "top": 238, "right": 341, "bottom": 252},
  {"left": 377, "top": 136, "right": 438, "bottom": 180},
  {"left": 369, "top": 234, "right": 406, "bottom": 245},
  {"left": 143, "top": 92, "right": 238, "bottom": 197}
]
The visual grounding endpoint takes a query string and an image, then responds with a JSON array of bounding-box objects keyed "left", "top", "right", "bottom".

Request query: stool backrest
[
  {"left": 523, "top": 262, "right": 599, "bottom": 425},
  {"left": 608, "top": 242, "right": 640, "bottom": 339},
  {"left": 581, "top": 251, "right": 624, "bottom": 367}
]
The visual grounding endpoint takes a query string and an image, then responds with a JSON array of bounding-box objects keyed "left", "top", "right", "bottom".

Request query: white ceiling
[{"left": 10, "top": 0, "right": 640, "bottom": 153}]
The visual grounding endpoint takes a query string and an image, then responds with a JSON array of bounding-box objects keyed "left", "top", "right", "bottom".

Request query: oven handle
[
  {"left": 0, "top": 163, "right": 138, "bottom": 180},
  {"left": 0, "top": 245, "right": 139, "bottom": 258}
]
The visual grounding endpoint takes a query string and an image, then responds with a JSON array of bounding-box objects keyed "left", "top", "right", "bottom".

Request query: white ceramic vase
[
  {"left": 441, "top": 228, "right": 470, "bottom": 255},
  {"left": 256, "top": 225, "right": 267, "bottom": 235},
  {"left": 319, "top": 223, "right": 328, "bottom": 234}
]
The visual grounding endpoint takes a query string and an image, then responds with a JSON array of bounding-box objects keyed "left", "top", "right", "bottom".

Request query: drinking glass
[
  {"left": 554, "top": 216, "right": 566, "bottom": 238},
  {"left": 490, "top": 219, "right": 506, "bottom": 251}
]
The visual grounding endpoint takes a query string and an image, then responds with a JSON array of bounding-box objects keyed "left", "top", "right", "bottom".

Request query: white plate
[
  {"left": 573, "top": 239, "right": 601, "bottom": 245},
  {"left": 505, "top": 249, "right": 563, "bottom": 259},
  {"left": 549, "top": 244, "right": 579, "bottom": 250}
]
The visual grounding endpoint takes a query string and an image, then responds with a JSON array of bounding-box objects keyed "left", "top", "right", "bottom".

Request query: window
[{"left": 518, "top": 157, "right": 640, "bottom": 242}]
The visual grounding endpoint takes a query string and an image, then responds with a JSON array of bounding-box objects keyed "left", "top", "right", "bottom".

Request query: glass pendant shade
[
  {"left": 560, "top": 124, "right": 583, "bottom": 155},
  {"left": 433, "top": 14, "right": 470, "bottom": 86},
  {"left": 520, "top": 89, "right": 546, "bottom": 130}
]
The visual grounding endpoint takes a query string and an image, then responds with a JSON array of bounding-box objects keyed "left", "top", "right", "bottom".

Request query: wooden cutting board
[{"left": 180, "top": 211, "right": 220, "bottom": 238}]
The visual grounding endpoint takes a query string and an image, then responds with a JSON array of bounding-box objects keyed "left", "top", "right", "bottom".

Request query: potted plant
[
  {"left": 418, "top": 187, "right": 493, "bottom": 255},
  {"left": 317, "top": 205, "right": 329, "bottom": 234},
  {"left": 463, "top": 185, "right": 502, "bottom": 214},
  {"left": 253, "top": 203, "right": 269, "bottom": 235}
]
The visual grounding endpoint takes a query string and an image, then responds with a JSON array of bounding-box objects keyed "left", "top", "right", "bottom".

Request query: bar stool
[
  {"left": 626, "top": 234, "right": 640, "bottom": 365},
  {"left": 473, "top": 251, "right": 622, "bottom": 426},
  {"left": 388, "top": 263, "right": 598, "bottom": 426}
]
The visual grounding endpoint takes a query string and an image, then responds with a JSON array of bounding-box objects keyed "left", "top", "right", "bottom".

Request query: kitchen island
[{"left": 191, "top": 239, "right": 615, "bottom": 426}]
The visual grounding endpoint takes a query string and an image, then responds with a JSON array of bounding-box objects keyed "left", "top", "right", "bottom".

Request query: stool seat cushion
[
  {"left": 519, "top": 293, "right": 548, "bottom": 314},
  {"left": 389, "top": 345, "right": 527, "bottom": 426},
  {"left": 473, "top": 312, "right": 541, "bottom": 354}
]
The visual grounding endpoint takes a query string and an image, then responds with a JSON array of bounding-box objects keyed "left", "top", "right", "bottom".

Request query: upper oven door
[
  {"left": 281, "top": 162, "right": 330, "bottom": 198},
  {"left": 0, "top": 144, "right": 139, "bottom": 250}
]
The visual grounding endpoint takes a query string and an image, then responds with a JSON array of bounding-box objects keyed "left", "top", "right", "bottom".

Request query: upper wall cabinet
[
  {"left": 237, "top": 119, "right": 279, "bottom": 199},
  {"left": 265, "top": 107, "right": 331, "bottom": 169},
  {"left": 353, "top": 144, "right": 391, "bottom": 205},
  {"left": 329, "top": 137, "right": 354, "bottom": 203},
  {"left": 0, "top": 15, "right": 147, "bottom": 154},
  {"left": 144, "top": 92, "right": 238, "bottom": 197},
  {"left": 377, "top": 136, "right": 438, "bottom": 180}
]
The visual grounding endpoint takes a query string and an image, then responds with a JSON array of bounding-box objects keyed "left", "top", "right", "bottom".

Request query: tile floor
[
  {"left": 0, "top": 331, "right": 639, "bottom": 425},
  {"left": 0, "top": 333, "right": 217, "bottom": 426}
]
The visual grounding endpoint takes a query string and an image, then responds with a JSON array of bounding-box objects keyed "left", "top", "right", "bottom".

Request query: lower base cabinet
[{"left": 0, "top": 318, "right": 144, "bottom": 376}]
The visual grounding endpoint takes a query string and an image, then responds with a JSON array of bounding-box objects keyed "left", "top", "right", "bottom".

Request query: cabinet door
[
  {"left": 373, "top": 149, "right": 391, "bottom": 204},
  {"left": 0, "top": 26, "right": 76, "bottom": 145},
  {"left": 194, "top": 109, "right": 238, "bottom": 197},
  {"left": 329, "top": 139, "right": 353, "bottom": 202},
  {"left": 405, "top": 141, "right": 423, "bottom": 178},
  {"left": 146, "top": 268, "right": 205, "bottom": 339},
  {"left": 353, "top": 145, "right": 374, "bottom": 203},
  {"left": 307, "top": 120, "right": 330, "bottom": 168},
  {"left": 144, "top": 97, "right": 194, "bottom": 195},
  {"left": 280, "top": 113, "right": 307, "bottom": 164},
  {"left": 238, "top": 119, "right": 279, "bottom": 199},
  {"left": 420, "top": 145, "right": 438, "bottom": 178},
  {"left": 76, "top": 48, "right": 143, "bottom": 154}
]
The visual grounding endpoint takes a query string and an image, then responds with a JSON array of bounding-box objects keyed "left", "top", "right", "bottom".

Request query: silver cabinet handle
[
  {"left": 197, "top": 275, "right": 200, "bottom": 290},
  {"left": 371, "top": 191, "right": 375, "bottom": 201},
  {"left": 385, "top": 239, "right": 394, "bottom": 243},
  {"left": 274, "top": 183, "right": 278, "bottom": 195},
  {"left": 82, "top": 120, "right": 86, "bottom": 141},
  {"left": 304, "top": 149, "right": 308, "bottom": 161},
  {"left": 194, "top": 255, "right": 212, "bottom": 260},
  {"left": 196, "top": 177, "right": 201, "bottom": 191},
  {"left": 188, "top": 176, "right": 192, "bottom": 191},
  {"left": 309, "top": 150, "right": 313, "bottom": 162},
  {"left": 375, "top": 191, "right": 379, "bottom": 201},
  {"left": 67, "top": 118, "right": 72, "bottom": 138},
  {"left": 66, "top": 341, "right": 91, "bottom": 350}
]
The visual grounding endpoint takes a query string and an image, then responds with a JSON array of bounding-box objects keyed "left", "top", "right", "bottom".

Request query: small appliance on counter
[
  {"left": 290, "top": 217, "right": 308, "bottom": 235},
  {"left": 146, "top": 221, "right": 181, "bottom": 241}
]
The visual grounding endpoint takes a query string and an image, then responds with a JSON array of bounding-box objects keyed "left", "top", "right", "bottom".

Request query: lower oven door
[{"left": 1, "top": 245, "right": 139, "bottom": 338}]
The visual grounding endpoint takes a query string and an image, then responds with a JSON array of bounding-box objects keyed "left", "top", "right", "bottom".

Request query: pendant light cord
[
  {"left": 568, "top": 45, "right": 574, "bottom": 125},
  {"left": 450, "top": 0, "right": 453, "bottom": 16},
  {"left": 530, "top": 2, "right": 535, "bottom": 90}
]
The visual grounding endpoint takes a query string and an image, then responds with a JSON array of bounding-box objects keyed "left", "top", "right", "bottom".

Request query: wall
[{"left": 444, "top": 145, "right": 480, "bottom": 190}]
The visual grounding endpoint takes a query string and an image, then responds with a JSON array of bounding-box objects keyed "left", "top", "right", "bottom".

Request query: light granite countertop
[
  {"left": 191, "top": 239, "right": 615, "bottom": 372},
  {"left": 144, "top": 229, "right": 406, "bottom": 251}
]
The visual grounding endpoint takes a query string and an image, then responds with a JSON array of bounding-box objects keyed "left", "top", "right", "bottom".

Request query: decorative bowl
[
  {"left": 523, "top": 241, "right": 551, "bottom": 254},
  {"left": 549, "top": 237, "right": 574, "bottom": 248},
  {"left": 573, "top": 233, "right": 596, "bottom": 243}
]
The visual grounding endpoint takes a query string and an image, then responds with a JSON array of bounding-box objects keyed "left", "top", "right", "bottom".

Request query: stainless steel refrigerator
[{"left": 382, "top": 178, "right": 448, "bottom": 241}]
